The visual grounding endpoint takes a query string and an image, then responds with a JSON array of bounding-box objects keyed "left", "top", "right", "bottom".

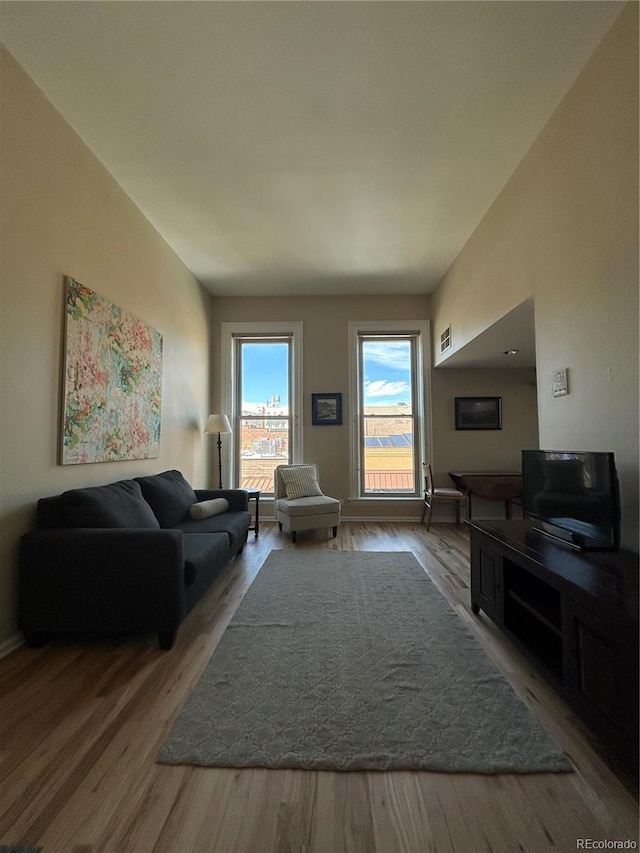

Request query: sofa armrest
[
  {"left": 194, "top": 489, "right": 249, "bottom": 512},
  {"left": 19, "top": 528, "right": 186, "bottom": 644}
]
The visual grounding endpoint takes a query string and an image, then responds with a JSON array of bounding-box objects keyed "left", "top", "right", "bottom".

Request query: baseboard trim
[
  {"left": 0, "top": 632, "right": 24, "bottom": 659},
  {"left": 261, "top": 513, "right": 460, "bottom": 524},
  {"left": 340, "top": 515, "right": 459, "bottom": 523}
]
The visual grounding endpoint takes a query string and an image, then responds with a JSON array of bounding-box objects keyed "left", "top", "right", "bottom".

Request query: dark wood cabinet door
[
  {"left": 563, "top": 599, "right": 639, "bottom": 763},
  {"left": 470, "top": 540, "right": 503, "bottom": 621}
]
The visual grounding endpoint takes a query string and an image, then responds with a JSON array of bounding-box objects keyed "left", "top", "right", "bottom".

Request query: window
[
  {"left": 349, "top": 321, "right": 429, "bottom": 498},
  {"left": 221, "top": 322, "right": 302, "bottom": 493}
]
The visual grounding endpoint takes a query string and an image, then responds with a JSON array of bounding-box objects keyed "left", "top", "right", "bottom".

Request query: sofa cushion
[
  {"left": 182, "top": 532, "right": 230, "bottom": 586},
  {"left": 190, "top": 498, "right": 229, "bottom": 519},
  {"left": 135, "top": 470, "right": 198, "bottom": 528},
  {"left": 174, "top": 510, "right": 251, "bottom": 549},
  {"left": 60, "top": 480, "right": 160, "bottom": 529},
  {"left": 280, "top": 466, "right": 323, "bottom": 500},
  {"left": 38, "top": 494, "right": 72, "bottom": 529}
]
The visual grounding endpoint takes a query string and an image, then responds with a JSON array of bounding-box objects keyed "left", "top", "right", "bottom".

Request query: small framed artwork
[
  {"left": 455, "top": 396, "right": 502, "bottom": 430},
  {"left": 312, "top": 393, "right": 342, "bottom": 425}
]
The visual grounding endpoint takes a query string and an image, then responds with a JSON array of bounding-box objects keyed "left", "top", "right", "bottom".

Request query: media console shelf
[{"left": 469, "top": 519, "right": 639, "bottom": 777}]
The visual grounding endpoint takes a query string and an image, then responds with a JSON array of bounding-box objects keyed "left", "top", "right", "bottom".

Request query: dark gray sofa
[{"left": 18, "top": 470, "right": 251, "bottom": 649}]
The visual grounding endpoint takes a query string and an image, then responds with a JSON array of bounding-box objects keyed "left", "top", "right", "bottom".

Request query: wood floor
[{"left": 0, "top": 522, "right": 637, "bottom": 853}]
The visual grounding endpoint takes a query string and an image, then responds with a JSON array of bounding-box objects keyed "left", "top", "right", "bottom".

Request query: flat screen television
[{"left": 521, "top": 449, "right": 620, "bottom": 551}]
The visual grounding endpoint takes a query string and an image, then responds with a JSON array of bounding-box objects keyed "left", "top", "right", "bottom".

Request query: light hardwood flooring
[{"left": 0, "top": 521, "right": 638, "bottom": 853}]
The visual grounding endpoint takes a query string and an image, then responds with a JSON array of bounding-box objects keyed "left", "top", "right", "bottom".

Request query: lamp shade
[{"left": 204, "top": 414, "right": 232, "bottom": 434}]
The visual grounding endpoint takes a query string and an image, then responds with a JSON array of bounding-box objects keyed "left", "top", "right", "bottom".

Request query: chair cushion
[
  {"left": 60, "top": 480, "right": 160, "bottom": 529},
  {"left": 135, "top": 470, "right": 198, "bottom": 528},
  {"left": 280, "top": 466, "right": 323, "bottom": 500},
  {"left": 276, "top": 495, "right": 340, "bottom": 518},
  {"left": 190, "top": 498, "right": 229, "bottom": 519}
]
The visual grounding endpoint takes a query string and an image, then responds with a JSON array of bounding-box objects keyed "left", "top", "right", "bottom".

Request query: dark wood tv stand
[{"left": 469, "top": 519, "right": 639, "bottom": 776}]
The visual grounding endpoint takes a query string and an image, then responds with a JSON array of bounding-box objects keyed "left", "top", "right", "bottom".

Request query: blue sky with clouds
[
  {"left": 241, "top": 342, "right": 289, "bottom": 406},
  {"left": 240, "top": 339, "right": 412, "bottom": 408},
  {"left": 362, "top": 340, "right": 411, "bottom": 405}
]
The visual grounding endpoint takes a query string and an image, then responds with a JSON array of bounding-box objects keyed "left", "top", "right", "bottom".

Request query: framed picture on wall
[
  {"left": 61, "top": 276, "right": 163, "bottom": 463},
  {"left": 311, "top": 393, "right": 342, "bottom": 425},
  {"left": 455, "top": 396, "right": 502, "bottom": 430}
]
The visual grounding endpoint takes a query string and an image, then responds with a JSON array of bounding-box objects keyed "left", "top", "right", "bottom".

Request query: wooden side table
[
  {"left": 244, "top": 488, "right": 260, "bottom": 538},
  {"left": 449, "top": 471, "right": 522, "bottom": 520}
]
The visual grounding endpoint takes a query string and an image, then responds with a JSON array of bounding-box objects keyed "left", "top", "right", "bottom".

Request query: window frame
[
  {"left": 221, "top": 321, "right": 303, "bottom": 492},
  {"left": 348, "top": 320, "right": 431, "bottom": 500}
]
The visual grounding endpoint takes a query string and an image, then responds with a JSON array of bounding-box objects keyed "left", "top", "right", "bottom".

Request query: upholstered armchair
[{"left": 274, "top": 464, "right": 341, "bottom": 542}]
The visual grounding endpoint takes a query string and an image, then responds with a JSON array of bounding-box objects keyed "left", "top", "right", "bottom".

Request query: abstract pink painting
[{"left": 61, "top": 276, "right": 163, "bottom": 464}]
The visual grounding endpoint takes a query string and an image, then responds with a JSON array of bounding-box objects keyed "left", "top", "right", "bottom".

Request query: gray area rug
[{"left": 158, "top": 550, "right": 572, "bottom": 773}]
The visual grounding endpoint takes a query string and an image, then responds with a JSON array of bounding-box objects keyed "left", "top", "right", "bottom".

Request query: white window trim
[
  {"left": 221, "top": 321, "right": 303, "bottom": 488},
  {"left": 348, "top": 320, "right": 432, "bottom": 501}
]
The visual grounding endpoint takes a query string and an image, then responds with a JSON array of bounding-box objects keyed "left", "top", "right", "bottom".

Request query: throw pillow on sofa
[
  {"left": 135, "top": 469, "right": 198, "bottom": 528},
  {"left": 190, "top": 498, "right": 229, "bottom": 519},
  {"left": 61, "top": 480, "right": 160, "bottom": 529}
]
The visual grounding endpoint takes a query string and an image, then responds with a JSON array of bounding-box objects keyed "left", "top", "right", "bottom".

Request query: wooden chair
[{"left": 420, "top": 463, "right": 466, "bottom": 530}]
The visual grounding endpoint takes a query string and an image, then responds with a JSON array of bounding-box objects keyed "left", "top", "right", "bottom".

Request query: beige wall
[
  {"left": 0, "top": 48, "right": 213, "bottom": 647},
  {"left": 212, "top": 296, "right": 429, "bottom": 520},
  {"left": 431, "top": 367, "right": 538, "bottom": 518},
  {"left": 432, "top": 4, "right": 639, "bottom": 549},
  {"left": 211, "top": 296, "right": 540, "bottom": 523}
]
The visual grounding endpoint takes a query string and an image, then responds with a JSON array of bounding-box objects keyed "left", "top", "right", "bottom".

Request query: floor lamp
[{"left": 204, "top": 414, "right": 232, "bottom": 489}]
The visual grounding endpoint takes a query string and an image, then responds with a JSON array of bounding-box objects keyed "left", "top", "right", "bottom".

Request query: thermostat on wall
[{"left": 552, "top": 368, "right": 569, "bottom": 397}]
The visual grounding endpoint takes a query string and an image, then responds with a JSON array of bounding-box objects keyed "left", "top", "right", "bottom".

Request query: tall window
[
  {"left": 236, "top": 336, "right": 291, "bottom": 490},
  {"left": 349, "top": 322, "right": 429, "bottom": 498},
  {"left": 221, "top": 322, "right": 302, "bottom": 494}
]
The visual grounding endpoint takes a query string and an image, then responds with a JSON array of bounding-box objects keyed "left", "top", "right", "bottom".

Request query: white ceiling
[{"left": 0, "top": 1, "right": 623, "bottom": 364}]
